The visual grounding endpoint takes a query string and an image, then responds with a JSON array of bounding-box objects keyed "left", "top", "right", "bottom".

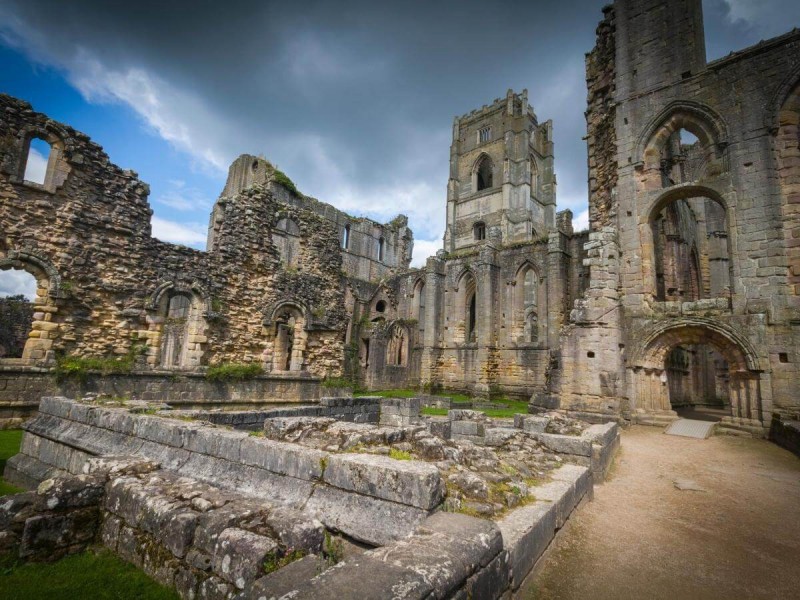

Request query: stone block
[
  {"left": 323, "top": 453, "right": 444, "bottom": 510},
  {"left": 19, "top": 507, "right": 99, "bottom": 558},
  {"left": 414, "top": 512, "right": 503, "bottom": 570},
  {"left": 279, "top": 553, "right": 433, "bottom": 600},
  {"left": 212, "top": 527, "right": 278, "bottom": 589},
  {"left": 497, "top": 501, "right": 557, "bottom": 589},
  {"left": 305, "top": 484, "right": 430, "bottom": 546},
  {"left": 464, "top": 550, "right": 510, "bottom": 600},
  {"left": 238, "top": 436, "right": 327, "bottom": 481},
  {"left": 448, "top": 409, "right": 485, "bottom": 421},
  {"left": 532, "top": 432, "right": 592, "bottom": 456},
  {"left": 451, "top": 420, "right": 484, "bottom": 437}
]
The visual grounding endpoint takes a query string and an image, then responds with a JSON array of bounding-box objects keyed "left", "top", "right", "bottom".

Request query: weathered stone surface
[
  {"left": 323, "top": 452, "right": 444, "bottom": 510},
  {"left": 305, "top": 484, "right": 429, "bottom": 546},
  {"left": 212, "top": 527, "right": 278, "bottom": 589}
]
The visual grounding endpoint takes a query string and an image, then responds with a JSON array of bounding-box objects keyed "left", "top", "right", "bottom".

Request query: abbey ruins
[{"left": 0, "top": 0, "right": 799, "bottom": 598}]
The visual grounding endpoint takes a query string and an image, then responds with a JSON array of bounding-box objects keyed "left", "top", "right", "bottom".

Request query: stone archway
[
  {"left": 628, "top": 321, "right": 766, "bottom": 431},
  {"left": 0, "top": 251, "right": 62, "bottom": 364}
]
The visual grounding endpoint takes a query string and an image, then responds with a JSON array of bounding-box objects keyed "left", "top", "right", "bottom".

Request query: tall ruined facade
[
  {"left": 547, "top": 0, "right": 800, "bottom": 434},
  {"left": 351, "top": 90, "right": 588, "bottom": 398}
]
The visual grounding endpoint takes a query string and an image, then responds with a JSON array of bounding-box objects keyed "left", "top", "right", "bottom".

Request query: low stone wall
[
  {"left": 2, "top": 396, "right": 605, "bottom": 599},
  {"left": 175, "top": 396, "right": 383, "bottom": 431},
  {"left": 6, "top": 397, "right": 443, "bottom": 546},
  {"left": 515, "top": 415, "right": 619, "bottom": 480},
  {"left": 0, "top": 472, "right": 105, "bottom": 561},
  {"left": 0, "top": 367, "right": 324, "bottom": 428},
  {"left": 771, "top": 415, "right": 800, "bottom": 458}
]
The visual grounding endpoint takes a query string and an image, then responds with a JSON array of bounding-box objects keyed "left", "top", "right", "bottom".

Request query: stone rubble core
[{"left": 2, "top": 395, "right": 616, "bottom": 598}]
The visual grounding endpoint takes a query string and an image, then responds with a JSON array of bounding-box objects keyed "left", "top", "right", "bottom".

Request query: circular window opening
[{"left": 375, "top": 300, "right": 386, "bottom": 313}]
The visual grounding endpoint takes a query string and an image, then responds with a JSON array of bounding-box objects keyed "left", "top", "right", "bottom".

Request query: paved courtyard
[{"left": 522, "top": 426, "right": 800, "bottom": 600}]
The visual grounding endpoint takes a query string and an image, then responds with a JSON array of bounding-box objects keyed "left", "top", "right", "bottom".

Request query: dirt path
[{"left": 520, "top": 426, "right": 800, "bottom": 600}]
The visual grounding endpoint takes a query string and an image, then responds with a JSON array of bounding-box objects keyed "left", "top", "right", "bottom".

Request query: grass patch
[
  {"left": 321, "top": 377, "right": 354, "bottom": 389},
  {"left": 421, "top": 407, "right": 449, "bottom": 416},
  {"left": 0, "top": 429, "right": 23, "bottom": 497},
  {"left": 205, "top": 363, "right": 264, "bottom": 382},
  {"left": 388, "top": 448, "right": 412, "bottom": 461},
  {"left": 263, "top": 549, "right": 306, "bottom": 575},
  {"left": 0, "top": 547, "right": 179, "bottom": 599},
  {"left": 272, "top": 168, "right": 299, "bottom": 195}
]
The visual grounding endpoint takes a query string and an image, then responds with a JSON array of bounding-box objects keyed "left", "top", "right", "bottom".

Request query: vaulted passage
[{"left": 630, "top": 324, "right": 763, "bottom": 425}]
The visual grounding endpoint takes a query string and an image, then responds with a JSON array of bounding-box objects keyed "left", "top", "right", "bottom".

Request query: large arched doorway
[{"left": 629, "top": 322, "right": 765, "bottom": 428}]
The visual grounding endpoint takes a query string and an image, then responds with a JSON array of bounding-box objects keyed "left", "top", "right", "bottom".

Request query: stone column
[{"left": 419, "top": 254, "right": 445, "bottom": 385}]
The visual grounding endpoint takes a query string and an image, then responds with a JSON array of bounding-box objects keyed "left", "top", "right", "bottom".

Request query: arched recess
[
  {"left": 386, "top": 324, "right": 409, "bottom": 367},
  {"left": 0, "top": 250, "right": 61, "bottom": 363},
  {"left": 628, "top": 320, "right": 764, "bottom": 422},
  {"left": 772, "top": 76, "right": 800, "bottom": 296},
  {"left": 472, "top": 153, "right": 494, "bottom": 192},
  {"left": 150, "top": 283, "right": 209, "bottom": 369},
  {"left": 530, "top": 155, "right": 540, "bottom": 199},
  {"left": 412, "top": 278, "right": 426, "bottom": 341},
  {"left": 455, "top": 270, "right": 477, "bottom": 344},
  {"left": 267, "top": 301, "right": 308, "bottom": 372},
  {"left": 641, "top": 185, "right": 734, "bottom": 303},
  {"left": 512, "top": 262, "right": 543, "bottom": 343},
  {"left": 635, "top": 101, "right": 729, "bottom": 190}
]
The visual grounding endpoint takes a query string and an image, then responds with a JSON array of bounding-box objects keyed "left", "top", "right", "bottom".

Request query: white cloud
[
  {"left": 720, "top": 0, "right": 800, "bottom": 37},
  {"left": 0, "top": 269, "right": 38, "bottom": 300},
  {"left": 22, "top": 146, "right": 47, "bottom": 184},
  {"left": 154, "top": 179, "right": 213, "bottom": 212},
  {"left": 573, "top": 209, "right": 589, "bottom": 232},
  {"left": 411, "top": 238, "right": 442, "bottom": 268},
  {"left": 151, "top": 217, "right": 207, "bottom": 248}
]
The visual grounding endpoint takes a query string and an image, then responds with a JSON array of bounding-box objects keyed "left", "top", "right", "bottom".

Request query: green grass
[
  {"left": 0, "top": 548, "right": 179, "bottom": 599},
  {"left": 355, "top": 389, "right": 472, "bottom": 403},
  {"left": 205, "top": 362, "right": 264, "bottom": 382},
  {"left": 0, "top": 429, "right": 23, "bottom": 497},
  {"left": 358, "top": 389, "right": 529, "bottom": 418},
  {"left": 388, "top": 448, "right": 412, "bottom": 460}
]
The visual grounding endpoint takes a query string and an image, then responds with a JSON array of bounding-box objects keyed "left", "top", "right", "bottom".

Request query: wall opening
[
  {"left": 342, "top": 224, "right": 351, "bottom": 249},
  {"left": 272, "top": 305, "right": 306, "bottom": 372},
  {"left": 475, "top": 155, "right": 493, "bottom": 191},
  {"left": 666, "top": 344, "right": 730, "bottom": 420},
  {"left": 0, "top": 269, "right": 36, "bottom": 359},
  {"left": 23, "top": 137, "right": 51, "bottom": 185},
  {"left": 413, "top": 279, "right": 426, "bottom": 341},
  {"left": 651, "top": 194, "right": 731, "bottom": 301},
  {"left": 659, "top": 128, "right": 706, "bottom": 186},
  {"left": 386, "top": 326, "right": 408, "bottom": 367},
  {"left": 473, "top": 222, "right": 486, "bottom": 241},
  {"left": 378, "top": 237, "right": 385, "bottom": 262}
]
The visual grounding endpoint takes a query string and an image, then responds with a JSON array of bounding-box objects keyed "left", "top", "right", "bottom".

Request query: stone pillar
[
  {"left": 474, "top": 244, "right": 499, "bottom": 397},
  {"left": 546, "top": 229, "right": 569, "bottom": 348},
  {"left": 419, "top": 254, "right": 445, "bottom": 385}
]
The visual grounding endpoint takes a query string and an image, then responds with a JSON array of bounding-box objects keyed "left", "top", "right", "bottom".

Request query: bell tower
[{"left": 443, "top": 89, "right": 555, "bottom": 252}]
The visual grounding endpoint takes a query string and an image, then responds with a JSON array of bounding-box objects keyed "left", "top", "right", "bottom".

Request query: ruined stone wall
[
  {"left": 210, "top": 154, "right": 413, "bottom": 282},
  {"left": 0, "top": 95, "right": 346, "bottom": 384},
  {"left": 551, "top": 0, "right": 800, "bottom": 429},
  {"left": 585, "top": 5, "right": 617, "bottom": 230}
]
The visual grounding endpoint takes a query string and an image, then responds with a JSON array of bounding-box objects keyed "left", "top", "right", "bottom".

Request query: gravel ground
[{"left": 521, "top": 425, "right": 800, "bottom": 600}]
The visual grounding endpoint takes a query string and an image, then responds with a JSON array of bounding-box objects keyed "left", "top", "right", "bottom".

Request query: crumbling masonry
[{"left": 1, "top": 0, "right": 799, "bottom": 435}]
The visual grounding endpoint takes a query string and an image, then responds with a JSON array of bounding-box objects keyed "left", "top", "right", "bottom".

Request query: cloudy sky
[{"left": 1, "top": 0, "right": 799, "bottom": 299}]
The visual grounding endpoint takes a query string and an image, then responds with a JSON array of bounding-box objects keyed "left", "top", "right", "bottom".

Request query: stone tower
[{"left": 444, "top": 89, "right": 556, "bottom": 252}]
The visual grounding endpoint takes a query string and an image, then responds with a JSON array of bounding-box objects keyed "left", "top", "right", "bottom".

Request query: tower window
[
  {"left": 473, "top": 222, "right": 486, "bottom": 241},
  {"left": 378, "top": 237, "right": 385, "bottom": 261},
  {"left": 478, "top": 127, "right": 491, "bottom": 144},
  {"left": 475, "top": 155, "right": 493, "bottom": 191},
  {"left": 342, "top": 224, "right": 351, "bottom": 249}
]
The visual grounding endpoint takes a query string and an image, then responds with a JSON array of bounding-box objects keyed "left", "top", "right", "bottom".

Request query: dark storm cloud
[{"left": 1, "top": 0, "right": 796, "bottom": 262}]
